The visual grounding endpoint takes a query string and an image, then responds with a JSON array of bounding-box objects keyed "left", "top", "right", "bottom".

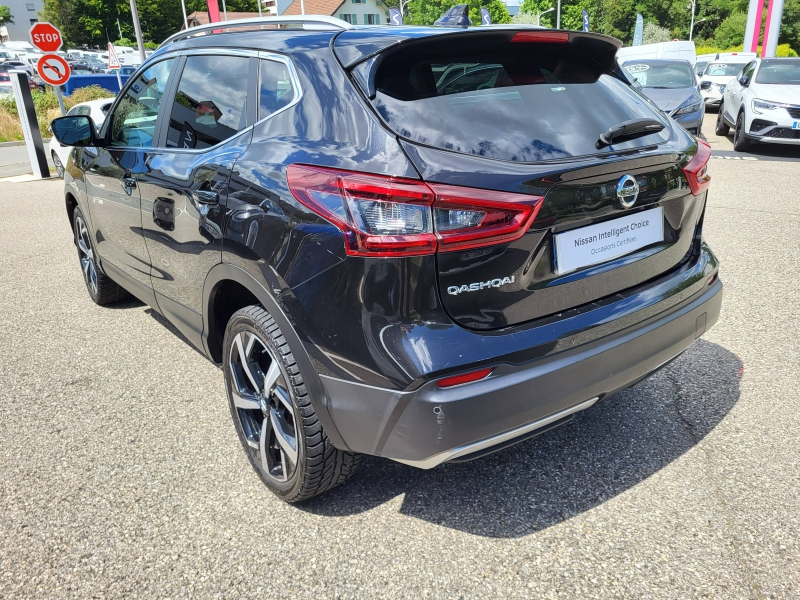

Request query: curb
[{"left": 0, "top": 139, "right": 52, "bottom": 147}]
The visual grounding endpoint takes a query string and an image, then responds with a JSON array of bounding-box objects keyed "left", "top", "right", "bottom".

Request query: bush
[{"left": 0, "top": 85, "right": 115, "bottom": 142}]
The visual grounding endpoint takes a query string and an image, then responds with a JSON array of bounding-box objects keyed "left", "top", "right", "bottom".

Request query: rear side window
[
  {"left": 259, "top": 59, "right": 296, "bottom": 120},
  {"left": 367, "top": 33, "right": 669, "bottom": 162},
  {"left": 166, "top": 54, "right": 250, "bottom": 149}
]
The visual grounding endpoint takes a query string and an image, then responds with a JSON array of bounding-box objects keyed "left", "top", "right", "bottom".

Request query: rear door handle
[{"left": 192, "top": 190, "right": 219, "bottom": 205}]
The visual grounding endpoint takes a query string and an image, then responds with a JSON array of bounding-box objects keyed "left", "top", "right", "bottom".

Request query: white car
[
  {"left": 717, "top": 57, "right": 800, "bottom": 152},
  {"left": 49, "top": 98, "right": 114, "bottom": 178},
  {"left": 698, "top": 60, "right": 750, "bottom": 108}
]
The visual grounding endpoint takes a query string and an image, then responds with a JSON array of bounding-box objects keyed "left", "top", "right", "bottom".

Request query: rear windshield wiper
[{"left": 596, "top": 118, "right": 665, "bottom": 149}]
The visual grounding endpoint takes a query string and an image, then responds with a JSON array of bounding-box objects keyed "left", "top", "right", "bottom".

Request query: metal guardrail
[{"left": 159, "top": 16, "right": 354, "bottom": 48}]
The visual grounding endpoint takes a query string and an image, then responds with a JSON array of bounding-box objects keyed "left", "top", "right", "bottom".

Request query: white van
[{"left": 617, "top": 41, "right": 697, "bottom": 66}]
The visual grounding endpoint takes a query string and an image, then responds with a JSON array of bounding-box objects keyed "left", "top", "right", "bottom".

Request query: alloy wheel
[
  {"left": 75, "top": 215, "right": 98, "bottom": 296},
  {"left": 229, "top": 331, "right": 298, "bottom": 483},
  {"left": 52, "top": 152, "right": 64, "bottom": 178}
]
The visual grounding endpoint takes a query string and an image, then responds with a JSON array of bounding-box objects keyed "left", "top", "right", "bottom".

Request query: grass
[{"left": 0, "top": 86, "right": 115, "bottom": 143}]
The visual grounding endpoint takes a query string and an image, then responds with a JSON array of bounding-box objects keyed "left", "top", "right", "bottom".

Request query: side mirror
[
  {"left": 700, "top": 81, "right": 711, "bottom": 90},
  {"left": 50, "top": 115, "right": 100, "bottom": 147},
  {"left": 738, "top": 75, "right": 749, "bottom": 86}
]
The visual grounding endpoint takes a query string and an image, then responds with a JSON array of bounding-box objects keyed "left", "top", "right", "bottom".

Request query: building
[
  {"left": 0, "top": 0, "right": 44, "bottom": 43},
  {"left": 184, "top": 11, "right": 262, "bottom": 29},
  {"left": 281, "top": 0, "right": 390, "bottom": 25}
]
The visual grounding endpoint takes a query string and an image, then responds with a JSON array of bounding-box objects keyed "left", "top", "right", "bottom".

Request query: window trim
[{"left": 254, "top": 51, "right": 303, "bottom": 125}]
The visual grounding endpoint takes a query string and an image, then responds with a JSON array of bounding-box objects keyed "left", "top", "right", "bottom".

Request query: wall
[
  {"left": 0, "top": 0, "right": 44, "bottom": 43},
  {"left": 334, "top": 0, "right": 390, "bottom": 25}
]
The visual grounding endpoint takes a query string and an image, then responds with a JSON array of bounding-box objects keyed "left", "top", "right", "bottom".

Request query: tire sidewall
[
  {"left": 73, "top": 207, "right": 101, "bottom": 303},
  {"left": 223, "top": 309, "right": 308, "bottom": 500}
]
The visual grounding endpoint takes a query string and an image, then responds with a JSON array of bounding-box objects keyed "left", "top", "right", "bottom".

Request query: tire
[
  {"left": 715, "top": 104, "right": 730, "bottom": 136},
  {"left": 52, "top": 151, "right": 64, "bottom": 179},
  {"left": 223, "top": 305, "right": 362, "bottom": 502},
  {"left": 733, "top": 111, "right": 751, "bottom": 152},
  {"left": 72, "top": 207, "right": 126, "bottom": 305}
]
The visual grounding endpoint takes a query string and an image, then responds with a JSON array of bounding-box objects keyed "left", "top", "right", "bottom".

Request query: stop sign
[{"left": 29, "top": 22, "right": 63, "bottom": 53}]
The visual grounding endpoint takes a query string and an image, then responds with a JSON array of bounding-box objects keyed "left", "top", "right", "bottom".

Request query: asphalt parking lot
[{"left": 1, "top": 124, "right": 799, "bottom": 598}]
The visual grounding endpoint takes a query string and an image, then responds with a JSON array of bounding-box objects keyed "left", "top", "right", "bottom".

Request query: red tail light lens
[
  {"left": 511, "top": 31, "right": 569, "bottom": 43},
  {"left": 287, "top": 165, "right": 544, "bottom": 257},
  {"left": 682, "top": 139, "right": 712, "bottom": 195},
  {"left": 436, "top": 367, "right": 493, "bottom": 388},
  {"left": 430, "top": 184, "right": 543, "bottom": 252}
]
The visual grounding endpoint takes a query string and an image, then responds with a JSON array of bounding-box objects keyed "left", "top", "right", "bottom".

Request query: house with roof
[{"left": 281, "top": 0, "right": 390, "bottom": 25}]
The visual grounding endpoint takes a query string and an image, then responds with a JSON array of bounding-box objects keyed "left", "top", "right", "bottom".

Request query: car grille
[
  {"left": 750, "top": 119, "right": 777, "bottom": 132},
  {"left": 786, "top": 106, "right": 800, "bottom": 119},
  {"left": 764, "top": 128, "right": 800, "bottom": 139}
]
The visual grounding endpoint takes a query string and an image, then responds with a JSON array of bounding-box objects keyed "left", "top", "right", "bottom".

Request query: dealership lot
[{"left": 1, "top": 147, "right": 799, "bottom": 597}]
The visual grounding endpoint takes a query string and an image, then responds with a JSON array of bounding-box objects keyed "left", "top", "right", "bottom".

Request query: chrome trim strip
[
  {"left": 393, "top": 396, "right": 600, "bottom": 470},
  {"left": 159, "top": 16, "right": 353, "bottom": 48}
]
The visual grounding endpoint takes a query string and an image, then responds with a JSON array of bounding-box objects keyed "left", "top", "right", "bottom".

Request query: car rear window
[{"left": 366, "top": 33, "right": 669, "bottom": 162}]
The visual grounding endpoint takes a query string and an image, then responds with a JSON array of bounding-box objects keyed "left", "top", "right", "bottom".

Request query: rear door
[
  {"left": 354, "top": 30, "right": 705, "bottom": 330},
  {"left": 137, "top": 51, "right": 257, "bottom": 347}
]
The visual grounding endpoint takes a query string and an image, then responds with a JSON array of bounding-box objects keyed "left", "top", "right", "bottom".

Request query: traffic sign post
[
  {"left": 107, "top": 43, "right": 124, "bottom": 92},
  {"left": 37, "top": 54, "right": 70, "bottom": 115},
  {"left": 29, "top": 24, "right": 69, "bottom": 116}
]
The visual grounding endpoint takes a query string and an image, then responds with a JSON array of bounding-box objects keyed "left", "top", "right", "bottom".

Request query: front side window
[
  {"left": 259, "top": 59, "right": 296, "bottom": 120},
  {"left": 166, "top": 54, "right": 250, "bottom": 150},
  {"left": 109, "top": 58, "right": 175, "bottom": 148},
  {"left": 741, "top": 62, "right": 756, "bottom": 84}
]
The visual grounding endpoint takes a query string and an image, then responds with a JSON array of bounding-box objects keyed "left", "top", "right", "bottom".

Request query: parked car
[
  {"left": 48, "top": 98, "right": 114, "bottom": 178},
  {"left": 698, "top": 59, "right": 750, "bottom": 108},
  {"left": 0, "top": 66, "right": 40, "bottom": 92},
  {"left": 50, "top": 20, "right": 722, "bottom": 503},
  {"left": 105, "top": 66, "right": 137, "bottom": 76},
  {"left": 67, "top": 60, "right": 105, "bottom": 74},
  {"left": 623, "top": 59, "right": 704, "bottom": 134},
  {"left": 0, "top": 60, "right": 35, "bottom": 78},
  {"left": 717, "top": 57, "right": 800, "bottom": 151}
]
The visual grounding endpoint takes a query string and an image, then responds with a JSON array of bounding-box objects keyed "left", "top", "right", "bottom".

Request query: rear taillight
[
  {"left": 287, "top": 165, "right": 544, "bottom": 257},
  {"left": 436, "top": 367, "right": 493, "bottom": 388},
  {"left": 682, "top": 139, "right": 712, "bottom": 195}
]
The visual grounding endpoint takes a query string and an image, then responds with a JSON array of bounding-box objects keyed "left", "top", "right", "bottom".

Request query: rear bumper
[{"left": 321, "top": 269, "right": 723, "bottom": 468}]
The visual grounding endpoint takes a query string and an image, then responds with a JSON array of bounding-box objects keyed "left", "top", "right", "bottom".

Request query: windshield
[
  {"left": 703, "top": 62, "right": 746, "bottom": 77},
  {"left": 755, "top": 59, "right": 800, "bottom": 84},
  {"left": 369, "top": 37, "right": 668, "bottom": 162},
  {"left": 623, "top": 61, "right": 695, "bottom": 88}
]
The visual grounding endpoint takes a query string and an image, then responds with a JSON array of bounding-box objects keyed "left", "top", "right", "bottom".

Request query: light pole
[
  {"left": 556, "top": 0, "right": 561, "bottom": 28},
  {"left": 535, "top": 7, "right": 554, "bottom": 26},
  {"left": 690, "top": 17, "right": 706, "bottom": 40}
]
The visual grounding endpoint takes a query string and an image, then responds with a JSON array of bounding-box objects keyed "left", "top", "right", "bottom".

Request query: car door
[
  {"left": 137, "top": 51, "right": 257, "bottom": 348},
  {"left": 726, "top": 61, "right": 754, "bottom": 119},
  {"left": 81, "top": 57, "right": 178, "bottom": 305}
]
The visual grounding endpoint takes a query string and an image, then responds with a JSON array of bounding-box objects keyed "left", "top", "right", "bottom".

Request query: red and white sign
[
  {"left": 37, "top": 54, "right": 71, "bottom": 86},
  {"left": 107, "top": 43, "right": 121, "bottom": 70},
  {"left": 29, "top": 22, "right": 63, "bottom": 53}
]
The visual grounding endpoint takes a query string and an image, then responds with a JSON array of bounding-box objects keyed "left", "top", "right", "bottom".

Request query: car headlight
[
  {"left": 752, "top": 98, "right": 784, "bottom": 113},
  {"left": 672, "top": 102, "right": 702, "bottom": 116}
]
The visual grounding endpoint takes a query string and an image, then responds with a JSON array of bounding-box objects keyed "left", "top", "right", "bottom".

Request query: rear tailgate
[{"left": 343, "top": 28, "right": 707, "bottom": 330}]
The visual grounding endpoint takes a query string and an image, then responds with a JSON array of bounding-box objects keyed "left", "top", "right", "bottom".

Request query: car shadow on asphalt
[{"left": 298, "top": 339, "right": 742, "bottom": 538}]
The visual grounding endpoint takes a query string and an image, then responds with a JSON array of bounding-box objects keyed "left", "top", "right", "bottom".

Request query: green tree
[
  {"left": 0, "top": 5, "right": 13, "bottom": 28},
  {"left": 519, "top": 0, "right": 555, "bottom": 27},
  {"left": 713, "top": 10, "right": 747, "bottom": 48},
  {"left": 642, "top": 21, "right": 671, "bottom": 43}
]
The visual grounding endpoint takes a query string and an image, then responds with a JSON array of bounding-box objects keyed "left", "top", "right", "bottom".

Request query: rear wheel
[
  {"left": 52, "top": 151, "right": 64, "bottom": 179},
  {"left": 715, "top": 104, "right": 730, "bottom": 136},
  {"left": 223, "top": 305, "right": 362, "bottom": 502},
  {"left": 733, "top": 111, "right": 751, "bottom": 152},
  {"left": 73, "top": 207, "right": 126, "bottom": 305}
]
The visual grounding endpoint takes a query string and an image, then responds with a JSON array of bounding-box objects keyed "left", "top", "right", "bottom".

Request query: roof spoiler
[{"left": 334, "top": 27, "right": 623, "bottom": 69}]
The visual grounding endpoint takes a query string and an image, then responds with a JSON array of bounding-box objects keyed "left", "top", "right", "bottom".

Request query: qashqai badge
[{"left": 617, "top": 174, "right": 640, "bottom": 208}]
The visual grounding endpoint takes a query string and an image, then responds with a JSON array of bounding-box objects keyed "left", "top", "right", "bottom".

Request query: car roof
[{"left": 74, "top": 98, "right": 115, "bottom": 109}]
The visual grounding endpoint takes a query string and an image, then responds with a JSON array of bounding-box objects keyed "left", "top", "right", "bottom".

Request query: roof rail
[{"left": 159, "top": 15, "right": 354, "bottom": 48}]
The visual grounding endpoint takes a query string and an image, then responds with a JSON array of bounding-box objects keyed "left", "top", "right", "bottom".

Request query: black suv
[{"left": 51, "top": 18, "right": 722, "bottom": 502}]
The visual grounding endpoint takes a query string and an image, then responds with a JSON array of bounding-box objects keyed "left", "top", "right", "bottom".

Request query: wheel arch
[
  {"left": 202, "top": 263, "right": 350, "bottom": 451},
  {"left": 65, "top": 191, "right": 79, "bottom": 234}
]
